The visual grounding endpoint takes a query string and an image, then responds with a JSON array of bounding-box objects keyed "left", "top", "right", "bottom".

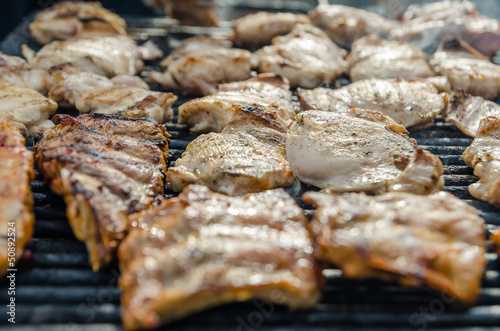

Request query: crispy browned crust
[
  {"left": 304, "top": 191, "right": 486, "bottom": 303},
  {"left": 245, "top": 73, "right": 290, "bottom": 89},
  {"left": 350, "top": 108, "right": 409, "bottom": 134},
  {"left": 119, "top": 185, "right": 320, "bottom": 330},
  {"left": 0, "top": 118, "right": 34, "bottom": 276},
  {"left": 35, "top": 114, "right": 169, "bottom": 270}
]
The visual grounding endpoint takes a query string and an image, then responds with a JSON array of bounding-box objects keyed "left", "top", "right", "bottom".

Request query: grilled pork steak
[
  {"left": 34, "top": 113, "right": 170, "bottom": 270},
  {"left": 120, "top": 184, "right": 320, "bottom": 330},
  {"left": 304, "top": 190, "right": 486, "bottom": 303}
]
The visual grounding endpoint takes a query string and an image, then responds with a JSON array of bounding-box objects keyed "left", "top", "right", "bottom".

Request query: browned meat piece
[
  {"left": 391, "top": 1, "right": 500, "bottom": 59},
  {"left": 347, "top": 35, "right": 434, "bottom": 81},
  {"left": 442, "top": 91, "right": 500, "bottom": 137},
  {"left": 69, "top": 85, "right": 177, "bottom": 123},
  {"left": 463, "top": 116, "right": 500, "bottom": 206},
  {"left": 40, "top": 113, "right": 170, "bottom": 165},
  {"left": 0, "top": 57, "right": 82, "bottom": 95},
  {"left": 286, "top": 109, "right": 444, "bottom": 194},
  {"left": 0, "top": 118, "right": 35, "bottom": 276},
  {"left": 172, "top": 75, "right": 294, "bottom": 195},
  {"left": 119, "top": 184, "right": 320, "bottom": 330},
  {"left": 166, "top": 0, "right": 218, "bottom": 26},
  {"left": 297, "top": 78, "right": 444, "bottom": 129},
  {"left": 48, "top": 72, "right": 151, "bottom": 108},
  {"left": 492, "top": 230, "right": 500, "bottom": 256},
  {"left": 47, "top": 113, "right": 171, "bottom": 153},
  {"left": 29, "top": 1, "right": 127, "bottom": 45},
  {"left": 429, "top": 37, "right": 489, "bottom": 65},
  {"left": 460, "top": 116, "right": 500, "bottom": 253},
  {"left": 34, "top": 113, "right": 169, "bottom": 270},
  {"left": 150, "top": 36, "right": 251, "bottom": 95},
  {"left": 48, "top": 71, "right": 115, "bottom": 107},
  {"left": 76, "top": 86, "right": 176, "bottom": 123},
  {"left": 0, "top": 85, "right": 58, "bottom": 135},
  {"left": 109, "top": 75, "right": 150, "bottom": 89},
  {"left": 167, "top": 132, "right": 294, "bottom": 195},
  {"left": 401, "top": 0, "right": 476, "bottom": 22},
  {"left": 252, "top": 24, "right": 347, "bottom": 88},
  {"left": 304, "top": 191, "right": 486, "bottom": 303},
  {"left": 221, "top": 104, "right": 289, "bottom": 151},
  {"left": 422, "top": 76, "right": 452, "bottom": 93},
  {"left": 231, "top": 12, "right": 310, "bottom": 48},
  {"left": 0, "top": 53, "right": 28, "bottom": 70},
  {"left": 430, "top": 38, "right": 500, "bottom": 100},
  {"left": 0, "top": 53, "right": 37, "bottom": 89},
  {"left": 218, "top": 72, "right": 291, "bottom": 91},
  {"left": 144, "top": 0, "right": 218, "bottom": 26},
  {"left": 136, "top": 40, "right": 165, "bottom": 62},
  {"left": 308, "top": 4, "right": 394, "bottom": 48},
  {"left": 178, "top": 73, "right": 295, "bottom": 133},
  {"left": 22, "top": 35, "right": 145, "bottom": 77}
]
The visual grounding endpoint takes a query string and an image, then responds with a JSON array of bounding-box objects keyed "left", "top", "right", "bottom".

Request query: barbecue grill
[{"left": 1, "top": 1, "right": 500, "bottom": 330}]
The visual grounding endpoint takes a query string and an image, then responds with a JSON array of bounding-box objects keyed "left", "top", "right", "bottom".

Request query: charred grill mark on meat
[
  {"left": 35, "top": 113, "right": 169, "bottom": 270},
  {"left": 304, "top": 190, "right": 486, "bottom": 303},
  {"left": 0, "top": 118, "right": 34, "bottom": 275},
  {"left": 119, "top": 184, "right": 320, "bottom": 330}
]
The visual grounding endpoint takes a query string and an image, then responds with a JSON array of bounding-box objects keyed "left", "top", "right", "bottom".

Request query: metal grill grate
[{"left": 1, "top": 2, "right": 500, "bottom": 330}]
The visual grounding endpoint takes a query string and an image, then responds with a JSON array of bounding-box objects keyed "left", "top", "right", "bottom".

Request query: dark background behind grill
[{"left": 1, "top": 0, "right": 500, "bottom": 330}]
